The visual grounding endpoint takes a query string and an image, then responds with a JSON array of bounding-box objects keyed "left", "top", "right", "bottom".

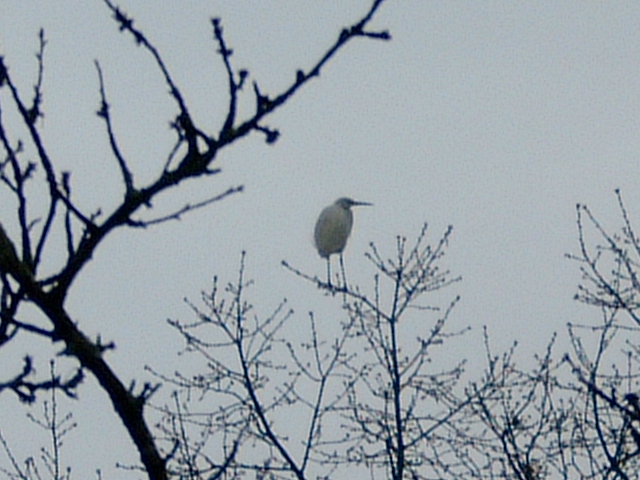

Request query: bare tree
[
  {"left": 0, "top": 2, "right": 390, "bottom": 478},
  {"left": 156, "top": 195, "right": 640, "bottom": 480},
  {"left": 563, "top": 191, "right": 640, "bottom": 478},
  {"left": 466, "top": 192, "right": 640, "bottom": 480},
  {"left": 447, "top": 191, "right": 640, "bottom": 480},
  {"left": 159, "top": 223, "right": 538, "bottom": 479}
]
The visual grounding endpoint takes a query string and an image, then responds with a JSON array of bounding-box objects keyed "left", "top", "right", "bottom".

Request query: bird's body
[
  {"left": 314, "top": 197, "right": 371, "bottom": 287},
  {"left": 314, "top": 200, "right": 354, "bottom": 258}
]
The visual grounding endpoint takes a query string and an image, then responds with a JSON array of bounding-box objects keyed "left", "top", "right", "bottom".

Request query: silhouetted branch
[
  {"left": 94, "top": 60, "right": 133, "bottom": 194},
  {"left": 0, "top": 357, "right": 83, "bottom": 403},
  {"left": 101, "top": 0, "right": 193, "bottom": 123},
  {"left": 128, "top": 185, "right": 243, "bottom": 227},
  {"left": 2, "top": 39, "right": 59, "bottom": 274},
  {"left": 211, "top": 17, "right": 240, "bottom": 138},
  {"left": 570, "top": 199, "right": 640, "bottom": 326}
]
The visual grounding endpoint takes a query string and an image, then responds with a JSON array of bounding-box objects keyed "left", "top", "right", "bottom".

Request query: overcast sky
[{"left": 1, "top": 1, "right": 640, "bottom": 477}]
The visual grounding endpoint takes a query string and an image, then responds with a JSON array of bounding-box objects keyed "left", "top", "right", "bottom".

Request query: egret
[{"left": 314, "top": 197, "right": 372, "bottom": 287}]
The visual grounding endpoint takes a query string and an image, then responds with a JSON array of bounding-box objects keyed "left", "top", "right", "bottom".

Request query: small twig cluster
[{"left": 0, "top": 361, "right": 77, "bottom": 480}]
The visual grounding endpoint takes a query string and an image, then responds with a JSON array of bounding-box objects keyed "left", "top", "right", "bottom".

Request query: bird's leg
[
  {"left": 326, "top": 258, "right": 332, "bottom": 288},
  {"left": 339, "top": 253, "right": 347, "bottom": 290}
]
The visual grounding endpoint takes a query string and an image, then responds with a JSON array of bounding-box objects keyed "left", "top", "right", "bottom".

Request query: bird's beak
[{"left": 353, "top": 200, "right": 373, "bottom": 207}]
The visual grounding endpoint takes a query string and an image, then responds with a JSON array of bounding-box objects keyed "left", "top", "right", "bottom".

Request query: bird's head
[{"left": 335, "top": 197, "right": 373, "bottom": 210}]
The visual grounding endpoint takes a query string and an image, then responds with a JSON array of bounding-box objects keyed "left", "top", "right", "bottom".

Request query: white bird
[{"left": 314, "top": 197, "right": 372, "bottom": 287}]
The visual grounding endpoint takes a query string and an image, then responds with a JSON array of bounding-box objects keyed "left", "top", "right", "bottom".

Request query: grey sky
[{"left": 1, "top": 1, "right": 640, "bottom": 477}]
